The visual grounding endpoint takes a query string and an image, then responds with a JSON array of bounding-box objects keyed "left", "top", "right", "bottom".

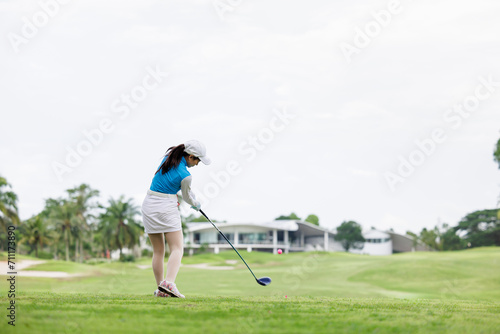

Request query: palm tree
[
  {"left": 0, "top": 176, "right": 20, "bottom": 251},
  {"left": 45, "top": 198, "right": 78, "bottom": 261},
  {"left": 91, "top": 227, "right": 107, "bottom": 258},
  {"left": 98, "top": 196, "right": 143, "bottom": 259},
  {"left": 66, "top": 184, "right": 99, "bottom": 262},
  {"left": 19, "top": 215, "right": 54, "bottom": 257}
]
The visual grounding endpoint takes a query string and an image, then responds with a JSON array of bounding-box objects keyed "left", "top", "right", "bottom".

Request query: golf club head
[{"left": 257, "top": 276, "right": 272, "bottom": 286}]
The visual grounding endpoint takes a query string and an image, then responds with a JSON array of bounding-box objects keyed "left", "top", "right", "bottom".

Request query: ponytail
[{"left": 156, "top": 144, "right": 188, "bottom": 174}]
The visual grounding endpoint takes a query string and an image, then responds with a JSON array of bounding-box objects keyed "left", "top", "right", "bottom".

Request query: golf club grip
[{"left": 199, "top": 210, "right": 258, "bottom": 281}]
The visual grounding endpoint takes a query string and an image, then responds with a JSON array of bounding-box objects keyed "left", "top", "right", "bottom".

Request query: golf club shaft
[{"left": 199, "top": 209, "right": 258, "bottom": 281}]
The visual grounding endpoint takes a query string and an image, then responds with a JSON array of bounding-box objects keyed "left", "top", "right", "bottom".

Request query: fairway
[
  {"left": 1, "top": 248, "right": 500, "bottom": 333},
  {"left": 2, "top": 294, "right": 500, "bottom": 334}
]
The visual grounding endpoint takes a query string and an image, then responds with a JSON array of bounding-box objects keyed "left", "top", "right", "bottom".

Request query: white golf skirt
[{"left": 141, "top": 190, "right": 182, "bottom": 234}]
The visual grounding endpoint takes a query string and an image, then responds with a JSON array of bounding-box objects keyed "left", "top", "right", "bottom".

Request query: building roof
[
  {"left": 186, "top": 220, "right": 298, "bottom": 233},
  {"left": 363, "top": 229, "right": 390, "bottom": 238},
  {"left": 387, "top": 231, "right": 434, "bottom": 251},
  {"left": 186, "top": 220, "right": 334, "bottom": 236}
]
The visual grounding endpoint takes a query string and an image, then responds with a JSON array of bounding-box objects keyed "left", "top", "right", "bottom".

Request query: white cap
[{"left": 184, "top": 140, "right": 211, "bottom": 165}]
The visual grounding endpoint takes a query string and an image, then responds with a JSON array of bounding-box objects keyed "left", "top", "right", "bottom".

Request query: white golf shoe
[{"left": 158, "top": 280, "right": 185, "bottom": 298}]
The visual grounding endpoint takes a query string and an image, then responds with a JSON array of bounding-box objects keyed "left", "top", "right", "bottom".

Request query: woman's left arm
[{"left": 180, "top": 176, "right": 200, "bottom": 209}]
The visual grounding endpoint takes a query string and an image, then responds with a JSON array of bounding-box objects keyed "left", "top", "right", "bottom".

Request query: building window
[
  {"left": 365, "top": 238, "right": 391, "bottom": 244},
  {"left": 239, "top": 233, "right": 268, "bottom": 244},
  {"left": 218, "top": 233, "right": 234, "bottom": 243}
]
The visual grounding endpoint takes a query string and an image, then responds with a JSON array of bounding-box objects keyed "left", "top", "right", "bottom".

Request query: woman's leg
[
  {"left": 165, "top": 230, "right": 184, "bottom": 283},
  {"left": 148, "top": 233, "right": 165, "bottom": 286}
]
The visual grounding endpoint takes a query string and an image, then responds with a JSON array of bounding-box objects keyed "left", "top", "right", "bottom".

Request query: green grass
[
  {"left": 1, "top": 248, "right": 500, "bottom": 333},
  {"left": 0, "top": 251, "right": 40, "bottom": 262},
  {"left": 1, "top": 294, "right": 499, "bottom": 334},
  {"left": 22, "top": 261, "right": 101, "bottom": 274}
]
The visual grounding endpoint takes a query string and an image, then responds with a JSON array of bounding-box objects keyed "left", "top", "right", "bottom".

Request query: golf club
[{"left": 199, "top": 209, "right": 272, "bottom": 286}]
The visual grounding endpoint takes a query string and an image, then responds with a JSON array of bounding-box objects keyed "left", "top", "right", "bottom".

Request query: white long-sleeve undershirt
[{"left": 180, "top": 176, "right": 199, "bottom": 207}]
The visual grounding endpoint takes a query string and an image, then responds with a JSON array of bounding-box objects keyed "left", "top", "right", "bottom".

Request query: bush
[
  {"left": 85, "top": 258, "right": 110, "bottom": 265},
  {"left": 141, "top": 249, "right": 152, "bottom": 257},
  {"left": 199, "top": 242, "right": 210, "bottom": 254},
  {"left": 37, "top": 251, "right": 54, "bottom": 259},
  {"left": 120, "top": 254, "right": 135, "bottom": 262}
]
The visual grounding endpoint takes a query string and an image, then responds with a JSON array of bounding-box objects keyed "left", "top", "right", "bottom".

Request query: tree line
[{"left": 0, "top": 182, "right": 142, "bottom": 262}]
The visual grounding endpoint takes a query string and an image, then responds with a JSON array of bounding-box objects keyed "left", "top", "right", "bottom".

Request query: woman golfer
[{"left": 142, "top": 140, "right": 211, "bottom": 298}]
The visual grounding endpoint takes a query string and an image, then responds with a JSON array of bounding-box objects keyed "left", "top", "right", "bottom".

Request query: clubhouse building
[{"left": 184, "top": 220, "right": 431, "bottom": 256}]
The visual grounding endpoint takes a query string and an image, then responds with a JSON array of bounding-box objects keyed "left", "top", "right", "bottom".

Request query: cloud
[{"left": 351, "top": 169, "right": 378, "bottom": 177}]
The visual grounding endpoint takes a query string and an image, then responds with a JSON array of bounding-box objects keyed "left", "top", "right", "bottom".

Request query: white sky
[{"left": 1, "top": 0, "right": 500, "bottom": 234}]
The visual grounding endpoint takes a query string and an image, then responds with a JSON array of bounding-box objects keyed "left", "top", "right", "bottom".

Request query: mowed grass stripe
[{"left": 1, "top": 294, "right": 499, "bottom": 334}]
